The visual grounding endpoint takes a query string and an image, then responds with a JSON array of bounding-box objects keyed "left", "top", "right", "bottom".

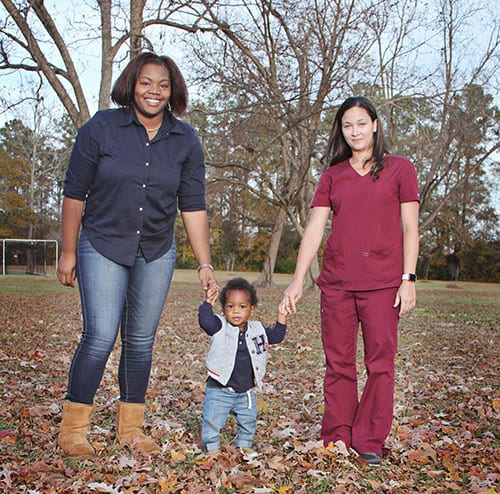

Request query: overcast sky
[{"left": 0, "top": 0, "right": 498, "bottom": 217}]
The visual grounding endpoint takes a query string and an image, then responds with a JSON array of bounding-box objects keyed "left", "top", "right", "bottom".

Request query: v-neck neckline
[{"left": 349, "top": 164, "right": 371, "bottom": 177}]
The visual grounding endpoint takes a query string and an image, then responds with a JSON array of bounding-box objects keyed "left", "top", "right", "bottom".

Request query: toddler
[{"left": 198, "top": 277, "right": 287, "bottom": 455}]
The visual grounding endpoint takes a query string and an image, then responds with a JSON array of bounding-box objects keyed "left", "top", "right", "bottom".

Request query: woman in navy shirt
[
  {"left": 281, "top": 96, "right": 419, "bottom": 466},
  {"left": 57, "top": 52, "right": 215, "bottom": 457}
]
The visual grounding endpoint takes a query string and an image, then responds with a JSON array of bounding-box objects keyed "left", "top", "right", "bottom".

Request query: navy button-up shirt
[{"left": 63, "top": 108, "right": 206, "bottom": 266}]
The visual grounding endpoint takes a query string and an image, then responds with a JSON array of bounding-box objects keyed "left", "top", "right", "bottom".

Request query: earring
[{"left": 167, "top": 102, "right": 172, "bottom": 112}]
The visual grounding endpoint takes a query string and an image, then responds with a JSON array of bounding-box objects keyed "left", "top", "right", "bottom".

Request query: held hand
[
  {"left": 280, "top": 282, "right": 303, "bottom": 315},
  {"left": 394, "top": 280, "right": 417, "bottom": 316},
  {"left": 277, "top": 299, "right": 288, "bottom": 324},
  {"left": 57, "top": 252, "right": 77, "bottom": 288},
  {"left": 205, "top": 279, "right": 219, "bottom": 306},
  {"left": 198, "top": 266, "right": 216, "bottom": 292}
]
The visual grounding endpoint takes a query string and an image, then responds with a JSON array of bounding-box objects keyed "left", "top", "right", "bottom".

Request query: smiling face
[
  {"left": 133, "top": 63, "right": 171, "bottom": 120},
  {"left": 222, "top": 289, "right": 256, "bottom": 330},
  {"left": 341, "top": 106, "right": 377, "bottom": 155}
]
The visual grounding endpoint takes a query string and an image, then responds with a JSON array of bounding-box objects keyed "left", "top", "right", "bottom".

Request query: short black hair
[
  {"left": 111, "top": 51, "right": 188, "bottom": 116},
  {"left": 220, "top": 278, "right": 258, "bottom": 307}
]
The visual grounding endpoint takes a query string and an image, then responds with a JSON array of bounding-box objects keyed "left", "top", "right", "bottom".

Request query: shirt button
[
  {"left": 136, "top": 230, "right": 140, "bottom": 234},
  {"left": 142, "top": 184, "right": 146, "bottom": 188},
  {"left": 139, "top": 207, "right": 143, "bottom": 211},
  {"left": 146, "top": 142, "right": 150, "bottom": 147},
  {"left": 363, "top": 252, "right": 369, "bottom": 257},
  {"left": 145, "top": 162, "right": 149, "bottom": 166}
]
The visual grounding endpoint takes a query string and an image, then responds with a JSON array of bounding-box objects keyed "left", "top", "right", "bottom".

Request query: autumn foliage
[{"left": 0, "top": 275, "right": 498, "bottom": 493}]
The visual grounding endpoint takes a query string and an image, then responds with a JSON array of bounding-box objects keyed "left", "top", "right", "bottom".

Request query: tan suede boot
[
  {"left": 57, "top": 401, "right": 95, "bottom": 457},
  {"left": 116, "top": 401, "right": 161, "bottom": 453}
]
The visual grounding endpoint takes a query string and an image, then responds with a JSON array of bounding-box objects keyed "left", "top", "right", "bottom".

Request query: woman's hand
[
  {"left": 393, "top": 280, "right": 416, "bottom": 316},
  {"left": 57, "top": 251, "right": 77, "bottom": 287},
  {"left": 198, "top": 265, "right": 216, "bottom": 292},
  {"left": 58, "top": 197, "right": 84, "bottom": 288},
  {"left": 280, "top": 281, "right": 304, "bottom": 315}
]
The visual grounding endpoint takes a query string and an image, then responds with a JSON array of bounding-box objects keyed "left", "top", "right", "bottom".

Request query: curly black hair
[{"left": 220, "top": 278, "right": 258, "bottom": 307}]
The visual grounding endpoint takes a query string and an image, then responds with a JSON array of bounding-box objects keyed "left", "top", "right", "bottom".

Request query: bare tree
[
  {"left": 417, "top": 0, "right": 499, "bottom": 232},
  {"left": 0, "top": 97, "right": 65, "bottom": 239},
  {"left": 186, "top": 0, "right": 377, "bottom": 285},
  {"left": 1, "top": 0, "right": 497, "bottom": 281},
  {"left": 0, "top": 0, "right": 213, "bottom": 126},
  {"left": 357, "top": 0, "right": 499, "bottom": 278},
  {"left": 1, "top": 0, "right": 91, "bottom": 126}
]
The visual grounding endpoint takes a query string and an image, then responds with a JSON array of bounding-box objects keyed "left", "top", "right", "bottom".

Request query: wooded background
[{"left": 1, "top": 0, "right": 499, "bottom": 284}]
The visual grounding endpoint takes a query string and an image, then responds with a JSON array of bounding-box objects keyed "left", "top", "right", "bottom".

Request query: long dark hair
[
  {"left": 111, "top": 51, "right": 188, "bottom": 116},
  {"left": 322, "top": 96, "right": 389, "bottom": 180}
]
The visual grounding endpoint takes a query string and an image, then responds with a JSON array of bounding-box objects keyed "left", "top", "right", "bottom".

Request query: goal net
[{"left": 1, "top": 239, "right": 59, "bottom": 276}]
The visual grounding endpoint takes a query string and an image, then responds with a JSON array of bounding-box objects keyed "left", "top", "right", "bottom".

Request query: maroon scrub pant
[{"left": 320, "top": 287, "right": 399, "bottom": 456}]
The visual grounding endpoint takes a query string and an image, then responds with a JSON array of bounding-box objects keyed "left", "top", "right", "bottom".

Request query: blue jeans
[
  {"left": 66, "top": 232, "right": 176, "bottom": 404},
  {"left": 201, "top": 384, "right": 258, "bottom": 451}
]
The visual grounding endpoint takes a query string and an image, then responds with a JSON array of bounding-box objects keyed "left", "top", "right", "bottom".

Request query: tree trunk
[
  {"left": 254, "top": 208, "right": 287, "bottom": 287},
  {"left": 1, "top": 0, "right": 90, "bottom": 126},
  {"left": 98, "top": 0, "right": 113, "bottom": 110},
  {"left": 130, "top": 0, "right": 147, "bottom": 59}
]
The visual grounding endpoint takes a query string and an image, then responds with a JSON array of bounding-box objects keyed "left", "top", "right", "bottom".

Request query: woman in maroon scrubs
[{"left": 281, "top": 96, "right": 420, "bottom": 466}]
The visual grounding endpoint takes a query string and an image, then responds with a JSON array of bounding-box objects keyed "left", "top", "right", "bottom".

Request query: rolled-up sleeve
[
  {"left": 63, "top": 120, "right": 101, "bottom": 200},
  {"left": 177, "top": 130, "right": 206, "bottom": 211}
]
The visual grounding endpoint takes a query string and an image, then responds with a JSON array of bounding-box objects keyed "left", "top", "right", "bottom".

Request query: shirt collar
[{"left": 119, "top": 107, "right": 186, "bottom": 135}]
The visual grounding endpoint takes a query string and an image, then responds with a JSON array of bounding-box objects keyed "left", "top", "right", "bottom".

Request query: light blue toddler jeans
[{"left": 201, "top": 384, "right": 258, "bottom": 451}]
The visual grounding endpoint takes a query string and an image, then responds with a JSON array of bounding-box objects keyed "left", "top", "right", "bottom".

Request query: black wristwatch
[{"left": 401, "top": 273, "right": 417, "bottom": 282}]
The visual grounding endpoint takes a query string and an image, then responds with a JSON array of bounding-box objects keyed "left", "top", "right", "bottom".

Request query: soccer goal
[{"left": 1, "top": 238, "right": 59, "bottom": 276}]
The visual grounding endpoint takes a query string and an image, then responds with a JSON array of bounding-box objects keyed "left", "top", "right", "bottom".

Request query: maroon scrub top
[{"left": 312, "top": 154, "right": 420, "bottom": 291}]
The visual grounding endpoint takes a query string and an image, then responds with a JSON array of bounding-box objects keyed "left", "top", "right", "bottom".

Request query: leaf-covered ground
[{"left": 0, "top": 275, "right": 499, "bottom": 493}]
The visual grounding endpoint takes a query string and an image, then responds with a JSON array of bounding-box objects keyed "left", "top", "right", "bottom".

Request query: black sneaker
[{"left": 360, "top": 451, "right": 382, "bottom": 466}]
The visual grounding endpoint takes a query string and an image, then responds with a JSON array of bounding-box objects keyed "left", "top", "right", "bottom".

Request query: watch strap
[{"left": 402, "top": 273, "right": 417, "bottom": 281}]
